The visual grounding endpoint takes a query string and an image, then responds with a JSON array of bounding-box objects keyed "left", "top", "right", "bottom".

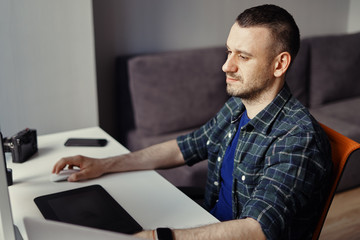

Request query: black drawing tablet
[{"left": 34, "top": 184, "right": 142, "bottom": 234}]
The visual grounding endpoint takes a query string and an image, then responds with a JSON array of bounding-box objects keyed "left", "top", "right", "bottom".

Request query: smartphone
[{"left": 64, "top": 138, "right": 108, "bottom": 147}]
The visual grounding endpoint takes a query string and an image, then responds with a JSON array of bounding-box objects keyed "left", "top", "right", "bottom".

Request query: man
[{"left": 53, "top": 4, "right": 332, "bottom": 240}]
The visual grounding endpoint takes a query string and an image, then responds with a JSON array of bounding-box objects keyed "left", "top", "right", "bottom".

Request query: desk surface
[{"left": 8, "top": 127, "right": 218, "bottom": 240}]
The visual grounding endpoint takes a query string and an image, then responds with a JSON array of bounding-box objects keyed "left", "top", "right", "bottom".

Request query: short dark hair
[{"left": 236, "top": 4, "right": 300, "bottom": 61}]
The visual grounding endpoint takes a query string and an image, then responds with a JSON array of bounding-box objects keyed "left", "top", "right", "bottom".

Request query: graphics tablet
[{"left": 34, "top": 185, "right": 142, "bottom": 234}]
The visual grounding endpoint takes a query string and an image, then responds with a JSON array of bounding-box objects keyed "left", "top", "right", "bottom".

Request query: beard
[{"left": 226, "top": 73, "right": 271, "bottom": 101}]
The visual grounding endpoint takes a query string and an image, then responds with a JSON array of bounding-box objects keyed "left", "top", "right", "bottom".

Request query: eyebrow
[{"left": 226, "top": 44, "right": 253, "bottom": 57}]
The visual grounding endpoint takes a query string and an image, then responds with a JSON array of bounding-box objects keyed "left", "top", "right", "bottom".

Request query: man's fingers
[
  {"left": 52, "top": 159, "right": 68, "bottom": 174},
  {"left": 68, "top": 172, "right": 83, "bottom": 182},
  {"left": 52, "top": 155, "right": 83, "bottom": 174},
  {"left": 68, "top": 169, "right": 95, "bottom": 182},
  {"left": 52, "top": 155, "right": 102, "bottom": 182}
]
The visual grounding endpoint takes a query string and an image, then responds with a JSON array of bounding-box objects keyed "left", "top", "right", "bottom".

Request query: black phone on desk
[{"left": 64, "top": 138, "right": 108, "bottom": 147}]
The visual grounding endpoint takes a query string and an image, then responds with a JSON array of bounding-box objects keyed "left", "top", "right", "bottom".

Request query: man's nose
[{"left": 222, "top": 55, "right": 238, "bottom": 73}]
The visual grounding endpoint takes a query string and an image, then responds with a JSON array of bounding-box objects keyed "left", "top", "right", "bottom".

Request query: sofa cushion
[
  {"left": 128, "top": 47, "right": 228, "bottom": 137},
  {"left": 336, "top": 149, "right": 360, "bottom": 192},
  {"left": 286, "top": 39, "right": 311, "bottom": 107},
  {"left": 310, "top": 97, "right": 360, "bottom": 142},
  {"left": 156, "top": 160, "right": 208, "bottom": 188},
  {"left": 309, "top": 32, "right": 360, "bottom": 107}
]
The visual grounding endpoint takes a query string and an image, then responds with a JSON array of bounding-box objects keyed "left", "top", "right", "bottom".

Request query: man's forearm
[
  {"left": 173, "top": 218, "right": 265, "bottom": 240},
  {"left": 136, "top": 218, "right": 265, "bottom": 240},
  {"left": 104, "top": 139, "right": 186, "bottom": 173}
]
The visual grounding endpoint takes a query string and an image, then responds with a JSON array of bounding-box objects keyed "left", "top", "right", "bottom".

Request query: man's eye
[
  {"left": 239, "top": 55, "right": 248, "bottom": 60},
  {"left": 226, "top": 50, "right": 232, "bottom": 55}
]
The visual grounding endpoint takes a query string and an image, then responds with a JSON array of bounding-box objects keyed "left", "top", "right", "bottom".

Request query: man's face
[{"left": 223, "top": 23, "right": 277, "bottom": 101}]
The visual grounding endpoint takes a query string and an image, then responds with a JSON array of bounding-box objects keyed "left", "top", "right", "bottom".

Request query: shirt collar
[
  {"left": 229, "top": 97, "right": 245, "bottom": 124},
  {"left": 251, "top": 83, "right": 292, "bottom": 134}
]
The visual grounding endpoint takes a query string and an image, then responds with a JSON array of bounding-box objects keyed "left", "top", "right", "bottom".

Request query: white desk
[{"left": 8, "top": 127, "right": 218, "bottom": 240}]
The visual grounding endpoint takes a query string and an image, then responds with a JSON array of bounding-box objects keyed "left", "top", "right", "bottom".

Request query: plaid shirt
[{"left": 177, "top": 84, "right": 332, "bottom": 239}]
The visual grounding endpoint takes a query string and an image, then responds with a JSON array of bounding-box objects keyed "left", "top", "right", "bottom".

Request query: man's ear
[{"left": 273, "top": 52, "right": 291, "bottom": 78}]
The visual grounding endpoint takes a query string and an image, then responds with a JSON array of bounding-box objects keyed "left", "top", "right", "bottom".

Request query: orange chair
[{"left": 312, "top": 123, "right": 360, "bottom": 240}]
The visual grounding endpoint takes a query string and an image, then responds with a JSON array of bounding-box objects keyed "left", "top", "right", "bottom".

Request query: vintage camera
[{"left": 3, "top": 128, "right": 38, "bottom": 163}]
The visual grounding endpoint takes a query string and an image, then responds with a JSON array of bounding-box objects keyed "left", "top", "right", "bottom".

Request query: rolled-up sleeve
[{"left": 177, "top": 117, "right": 216, "bottom": 166}]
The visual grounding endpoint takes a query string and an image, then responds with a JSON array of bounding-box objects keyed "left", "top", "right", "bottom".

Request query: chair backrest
[{"left": 312, "top": 123, "right": 360, "bottom": 239}]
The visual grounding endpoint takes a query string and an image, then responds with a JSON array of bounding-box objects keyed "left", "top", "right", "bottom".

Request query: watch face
[{"left": 156, "top": 228, "right": 173, "bottom": 240}]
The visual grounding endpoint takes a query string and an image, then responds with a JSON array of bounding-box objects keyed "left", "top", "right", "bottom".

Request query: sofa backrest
[
  {"left": 286, "top": 39, "right": 311, "bottom": 107},
  {"left": 286, "top": 32, "right": 360, "bottom": 108},
  {"left": 308, "top": 32, "right": 360, "bottom": 107},
  {"left": 128, "top": 47, "right": 228, "bottom": 137}
]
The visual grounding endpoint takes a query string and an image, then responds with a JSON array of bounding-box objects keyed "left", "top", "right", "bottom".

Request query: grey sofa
[{"left": 116, "top": 32, "right": 360, "bottom": 192}]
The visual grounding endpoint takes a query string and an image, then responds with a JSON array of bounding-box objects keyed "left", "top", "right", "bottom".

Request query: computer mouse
[{"left": 50, "top": 169, "right": 80, "bottom": 182}]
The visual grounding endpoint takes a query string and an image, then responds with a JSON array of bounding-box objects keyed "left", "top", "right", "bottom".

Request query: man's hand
[
  {"left": 51, "top": 139, "right": 185, "bottom": 182},
  {"left": 52, "top": 155, "right": 108, "bottom": 182}
]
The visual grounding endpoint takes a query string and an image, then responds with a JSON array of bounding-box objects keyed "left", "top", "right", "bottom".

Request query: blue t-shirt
[{"left": 210, "top": 110, "right": 250, "bottom": 221}]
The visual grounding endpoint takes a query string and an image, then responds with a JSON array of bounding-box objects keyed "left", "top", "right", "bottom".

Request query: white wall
[
  {"left": 0, "top": 0, "right": 98, "bottom": 137},
  {"left": 347, "top": 0, "right": 360, "bottom": 33},
  {"left": 110, "top": 0, "right": 350, "bottom": 55}
]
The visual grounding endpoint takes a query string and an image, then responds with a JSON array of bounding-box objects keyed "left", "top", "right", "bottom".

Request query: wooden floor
[{"left": 319, "top": 186, "right": 360, "bottom": 240}]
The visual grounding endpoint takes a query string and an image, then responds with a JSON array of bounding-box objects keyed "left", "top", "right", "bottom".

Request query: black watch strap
[{"left": 156, "top": 228, "right": 173, "bottom": 240}]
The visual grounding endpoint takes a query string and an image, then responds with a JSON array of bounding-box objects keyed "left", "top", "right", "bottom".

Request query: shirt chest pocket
[
  {"left": 234, "top": 156, "right": 264, "bottom": 196},
  {"left": 206, "top": 143, "right": 219, "bottom": 160}
]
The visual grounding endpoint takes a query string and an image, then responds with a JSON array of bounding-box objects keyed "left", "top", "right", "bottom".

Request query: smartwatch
[{"left": 156, "top": 228, "right": 173, "bottom": 240}]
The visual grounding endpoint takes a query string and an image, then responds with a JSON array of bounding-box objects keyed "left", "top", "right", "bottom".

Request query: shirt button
[
  {"left": 241, "top": 175, "right": 246, "bottom": 181},
  {"left": 217, "top": 157, "right": 221, "bottom": 162},
  {"left": 214, "top": 181, "right": 219, "bottom": 186},
  {"left": 206, "top": 140, "right": 210, "bottom": 145},
  {"left": 228, "top": 132, "right": 232, "bottom": 138}
]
